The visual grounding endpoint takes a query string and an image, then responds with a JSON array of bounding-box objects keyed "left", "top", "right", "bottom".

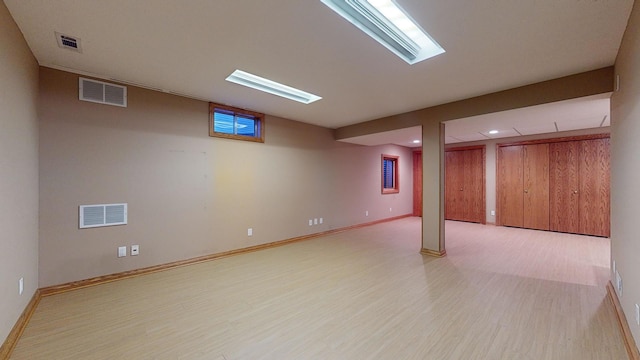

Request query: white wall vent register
[
  {"left": 79, "top": 203, "right": 128, "bottom": 229},
  {"left": 79, "top": 77, "right": 127, "bottom": 107},
  {"left": 55, "top": 31, "right": 82, "bottom": 52}
]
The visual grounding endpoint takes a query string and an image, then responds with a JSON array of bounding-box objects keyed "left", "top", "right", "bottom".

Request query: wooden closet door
[
  {"left": 523, "top": 144, "right": 550, "bottom": 230},
  {"left": 579, "top": 138, "right": 610, "bottom": 237},
  {"left": 445, "top": 151, "right": 463, "bottom": 220},
  {"left": 464, "top": 148, "right": 484, "bottom": 223},
  {"left": 549, "top": 141, "right": 580, "bottom": 233},
  {"left": 498, "top": 146, "right": 524, "bottom": 227}
]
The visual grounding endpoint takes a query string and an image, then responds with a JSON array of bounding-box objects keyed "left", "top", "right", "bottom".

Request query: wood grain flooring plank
[{"left": 10, "top": 219, "right": 627, "bottom": 359}]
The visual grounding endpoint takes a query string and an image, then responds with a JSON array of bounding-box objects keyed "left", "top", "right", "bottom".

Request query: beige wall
[
  {"left": 38, "top": 67, "right": 414, "bottom": 287},
  {"left": 0, "top": 1, "right": 39, "bottom": 345},
  {"left": 445, "top": 127, "right": 611, "bottom": 224},
  {"left": 611, "top": 0, "right": 640, "bottom": 347}
]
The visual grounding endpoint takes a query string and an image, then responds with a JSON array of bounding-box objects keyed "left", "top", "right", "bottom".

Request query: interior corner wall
[
  {"left": 37, "top": 67, "right": 414, "bottom": 287},
  {"left": 611, "top": 0, "right": 640, "bottom": 347},
  {"left": 444, "top": 126, "right": 611, "bottom": 224},
  {"left": 0, "top": 1, "right": 40, "bottom": 345}
]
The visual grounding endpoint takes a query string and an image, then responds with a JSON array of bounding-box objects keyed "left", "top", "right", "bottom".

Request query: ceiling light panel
[
  {"left": 321, "top": 0, "right": 444, "bottom": 64},
  {"left": 225, "top": 70, "right": 322, "bottom": 104}
]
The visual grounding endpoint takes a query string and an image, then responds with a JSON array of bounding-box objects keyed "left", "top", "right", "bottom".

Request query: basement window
[
  {"left": 209, "top": 103, "right": 264, "bottom": 143},
  {"left": 382, "top": 154, "right": 399, "bottom": 194}
]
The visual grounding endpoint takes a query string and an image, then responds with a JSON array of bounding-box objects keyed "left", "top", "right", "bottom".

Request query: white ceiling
[
  {"left": 444, "top": 93, "right": 611, "bottom": 144},
  {"left": 338, "top": 94, "right": 611, "bottom": 146},
  {"left": 4, "top": 0, "right": 632, "bottom": 132}
]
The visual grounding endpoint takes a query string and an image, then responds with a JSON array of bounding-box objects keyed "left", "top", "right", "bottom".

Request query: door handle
[
  {"left": 572, "top": 190, "right": 578, "bottom": 194},
  {"left": 459, "top": 188, "right": 463, "bottom": 191},
  {"left": 524, "top": 189, "right": 529, "bottom": 194}
]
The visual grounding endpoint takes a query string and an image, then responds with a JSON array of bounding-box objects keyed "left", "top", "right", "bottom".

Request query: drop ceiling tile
[
  {"left": 452, "top": 133, "right": 488, "bottom": 142},
  {"left": 556, "top": 116, "right": 603, "bottom": 132},
  {"left": 515, "top": 123, "right": 558, "bottom": 136},
  {"left": 445, "top": 136, "right": 464, "bottom": 144}
]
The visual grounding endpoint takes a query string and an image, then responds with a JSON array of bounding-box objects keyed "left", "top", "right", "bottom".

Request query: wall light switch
[
  {"left": 309, "top": 219, "right": 313, "bottom": 226},
  {"left": 389, "top": 207, "right": 392, "bottom": 212},
  {"left": 319, "top": 218, "right": 323, "bottom": 224},
  {"left": 131, "top": 245, "right": 140, "bottom": 256},
  {"left": 365, "top": 211, "right": 369, "bottom": 217},
  {"left": 118, "top": 246, "right": 127, "bottom": 258},
  {"left": 491, "top": 210, "right": 495, "bottom": 216},
  {"left": 19, "top": 278, "right": 23, "bottom": 295},
  {"left": 314, "top": 218, "right": 318, "bottom": 225},
  {"left": 636, "top": 304, "right": 639, "bottom": 326},
  {"left": 247, "top": 228, "right": 253, "bottom": 236}
]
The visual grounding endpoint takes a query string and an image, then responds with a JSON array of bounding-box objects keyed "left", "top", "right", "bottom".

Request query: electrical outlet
[
  {"left": 319, "top": 218, "right": 323, "bottom": 224},
  {"left": 636, "top": 304, "right": 639, "bottom": 326},
  {"left": 19, "top": 278, "right": 23, "bottom": 295},
  {"left": 490, "top": 210, "right": 495, "bottom": 216},
  {"left": 131, "top": 245, "right": 140, "bottom": 256},
  {"left": 389, "top": 207, "right": 392, "bottom": 212},
  {"left": 365, "top": 211, "right": 368, "bottom": 217},
  {"left": 247, "top": 228, "right": 253, "bottom": 236},
  {"left": 308, "top": 219, "right": 313, "bottom": 226},
  {"left": 616, "top": 270, "right": 623, "bottom": 295},
  {"left": 118, "top": 246, "right": 127, "bottom": 258}
]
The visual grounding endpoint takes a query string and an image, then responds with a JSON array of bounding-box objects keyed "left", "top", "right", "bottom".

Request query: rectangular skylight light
[
  {"left": 321, "top": 0, "right": 445, "bottom": 64},
  {"left": 225, "top": 70, "right": 322, "bottom": 104}
]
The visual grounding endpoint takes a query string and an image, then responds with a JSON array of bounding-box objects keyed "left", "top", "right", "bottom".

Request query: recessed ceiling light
[
  {"left": 321, "top": 0, "right": 445, "bottom": 64},
  {"left": 489, "top": 130, "right": 499, "bottom": 134},
  {"left": 225, "top": 70, "right": 322, "bottom": 104},
  {"left": 412, "top": 140, "right": 421, "bottom": 144}
]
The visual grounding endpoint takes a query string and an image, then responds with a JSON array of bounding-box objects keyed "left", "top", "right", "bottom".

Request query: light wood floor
[{"left": 11, "top": 218, "right": 626, "bottom": 359}]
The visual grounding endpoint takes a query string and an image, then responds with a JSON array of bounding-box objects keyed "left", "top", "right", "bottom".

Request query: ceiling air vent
[
  {"left": 79, "top": 77, "right": 127, "bottom": 107},
  {"left": 55, "top": 32, "right": 82, "bottom": 53},
  {"left": 79, "top": 203, "right": 128, "bottom": 229}
]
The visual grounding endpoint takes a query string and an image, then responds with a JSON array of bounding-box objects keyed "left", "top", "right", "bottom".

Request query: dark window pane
[{"left": 383, "top": 159, "right": 395, "bottom": 188}]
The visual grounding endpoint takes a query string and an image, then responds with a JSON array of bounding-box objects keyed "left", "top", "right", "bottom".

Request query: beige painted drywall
[
  {"left": 334, "top": 67, "right": 614, "bottom": 140},
  {"left": 38, "top": 67, "right": 414, "bottom": 287},
  {"left": 611, "top": 0, "right": 640, "bottom": 348},
  {"left": 420, "top": 122, "right": 445, "bottom": 253},
  {"left": 0, "top": 1, "right": 39, "bottom": 346},
  {"left": 445, "top": 127, "right": 611, "bottom": 224}
]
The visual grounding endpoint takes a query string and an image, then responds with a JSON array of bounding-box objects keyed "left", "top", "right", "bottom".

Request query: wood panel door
[
  {"left": 445, "top": 150, "right": 464, "bottom": 220},
  {"left": 463, "top": 148, "right": 485, "bottom": 223},
  {"left": 413, "top": 151, "right": 422, "bottom": 217},
  {"left": 579, "top": 138, "right": 610, "bottom": 237},
  {"left": 550, "top": 141, "right": 580, "bottom": 233},
  {"left": 445, "top": 147, "right": 485, "bottom": 223},
  {"left": 498, "top": 145, "right": 524, "bottom": 227},
  {"left": 523, "top": 144, "right": 550, "bottom": 230}
]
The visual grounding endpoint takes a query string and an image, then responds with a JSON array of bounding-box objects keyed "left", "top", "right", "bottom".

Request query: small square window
[
  {"left": 209, "top": 103, "right": 264, "bottom": 143},
  {"left": 382, "top": 154, "right": 399, "bottom": 194}
]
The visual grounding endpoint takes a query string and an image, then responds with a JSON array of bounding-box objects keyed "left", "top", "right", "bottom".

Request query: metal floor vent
[
  {"left": 55, "top": 32, "right": 82, "bottom": 53},
  {"left": 79, "top": 77, "right": 127, "bottom": 107},
  {"left": 79, "top": 203, "right": 128, "bottom": 229}
]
